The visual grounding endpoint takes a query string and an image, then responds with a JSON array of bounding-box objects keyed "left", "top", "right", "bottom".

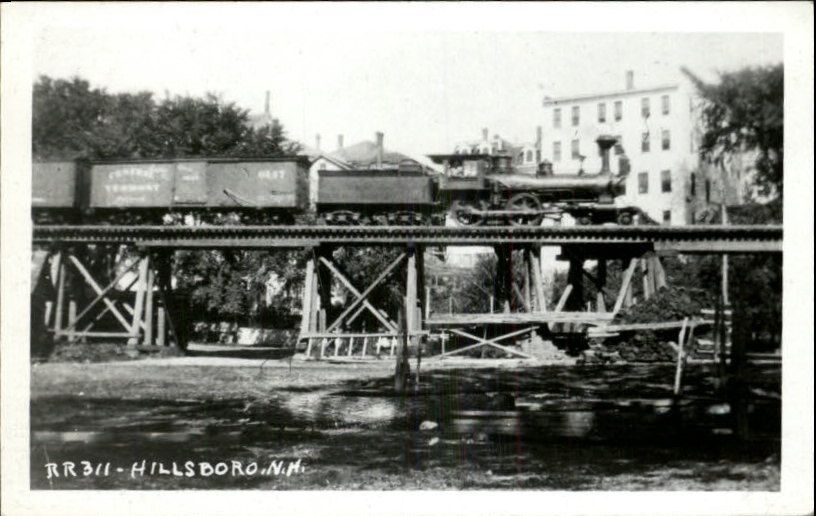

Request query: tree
[
  {"left": 33, "top": 75, "right": 305, "bottom": 328},
  {"left": 682, "top": 64, "right": 783, "bottom": 200},
  {"left": 33, "top": 75, "right": 301, "bottom": 160}
]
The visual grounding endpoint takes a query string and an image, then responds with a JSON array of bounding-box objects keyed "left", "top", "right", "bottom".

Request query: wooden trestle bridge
[{"left": 31, "top": 224, "right": 782, "bottom": 370}]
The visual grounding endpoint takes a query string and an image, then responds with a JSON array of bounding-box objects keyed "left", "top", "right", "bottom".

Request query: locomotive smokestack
[
  {"left": 596, "top": 135, "right": 617, "bottom": 174},
  {"left": 315, "top": 133, "right": 321, "bottom": 151},
  {"left": 375, "top": 132, "right": 384, "bottom": 169},
  {"left": 337, "top": 134, "right": 344, "bottom": 150},
  {"left": 625, "top": 70, "right": 634, "bottom": 91},
  {"left": 264, "top": 91, "right": 271, "bottom": 115}
]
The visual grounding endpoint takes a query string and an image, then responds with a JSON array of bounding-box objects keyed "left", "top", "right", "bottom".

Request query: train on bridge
[{"left": 32, "top": 135, "right": 640, "bottom": 227}]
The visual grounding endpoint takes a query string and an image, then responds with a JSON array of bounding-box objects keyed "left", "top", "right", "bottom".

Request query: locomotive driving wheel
[
  {"left": 506, "top": 193, "right": 543, "bottom": 226},
  {"left": 450, "top": 199, "right": 486, "bottom": 226}
]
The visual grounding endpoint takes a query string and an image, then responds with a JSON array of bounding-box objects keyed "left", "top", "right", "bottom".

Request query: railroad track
[{"left": 32, "top": 224, "right": 783, "bottom": 253}]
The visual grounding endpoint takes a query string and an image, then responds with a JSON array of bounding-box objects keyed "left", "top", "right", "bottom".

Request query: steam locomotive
[{"left": 32, "top": 135, "right": 638, "bottom": 226}]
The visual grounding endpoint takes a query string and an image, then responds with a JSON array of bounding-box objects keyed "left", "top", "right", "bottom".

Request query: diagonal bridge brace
[
  {"left": 320, "top": 253, "right": 405, "bottom": 333},
  {"left": 439, "top": 327, "right": 535, "bottom": 359}
]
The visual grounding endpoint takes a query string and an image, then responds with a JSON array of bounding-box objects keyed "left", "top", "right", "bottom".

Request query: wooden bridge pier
[
  {"left": 31, "top": 246, "right": 183, "bottom": 350},
  {"left": 298, "top": 244, "right": 429, "bottom": 362}
]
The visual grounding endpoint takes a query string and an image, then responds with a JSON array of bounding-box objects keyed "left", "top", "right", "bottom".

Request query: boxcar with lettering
[{"left": 205, "top": 157, "right": 310, "bottom": 211}]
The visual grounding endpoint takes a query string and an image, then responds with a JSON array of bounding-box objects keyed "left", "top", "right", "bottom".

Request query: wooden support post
[
  {"left": 596, "top": 259, "right": 607, "bottom": 312},
  {"left": 673, "top": 317, "right": 689, "bottom": 396},
  {"left": 128, "top": 256, "right": 149, "bottom": 345},
  {"left": 157, "top": 307, "right": 166, "bottom": 347},
  {"left": 530, "top": 247, "right": 546, "bottom": 312},
  {"left": 143, "top": 263, "right": 155, "bottom": 346},
  {"left": 612, "top": 259, "right": 637, "bottom": 317},
  {"left": 554, "top": 284, "right": 573, "bottom": 312},
  {"left": 53, "top": 253, "right": 66, "bottom": 336},
  {"left": 647, "top": 254, "right": 658, "bottom": 296},
  {"left": 523, "top": 249, "right": 532, "bottom": 312},
  {"left": 310, "top": 281, "right": 320, "bottom": 332},
  {"left": 640, "top": 259, "right": 650, "bottom": 300},
  {"left": 494, "top": 245, "right": 513, "bottom": 312},
  {"left": 67, "top": 300, "right": 77, "bottom": 343},
  {"left": 653, "top": 256, "right": 667, "bottom": 290},
  {"left": 416, "top": 246, "right": 426, "bottom": 331},
  {"left": 299, "top": 259, "right": 316, "bottom": 338},
  {"left": 565, "top": 258, "right": 584, "bottom": 312},
  {"left": 316, "top": 247, "right": 333, "bottom": 327},
  {"left": 44, "top": 301, "right": 53, "bottom": 327}
]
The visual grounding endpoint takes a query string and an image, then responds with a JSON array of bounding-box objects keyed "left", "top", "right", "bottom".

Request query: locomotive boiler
[{"left": 428, "top": 134, "right": 636, "bottom": 226}]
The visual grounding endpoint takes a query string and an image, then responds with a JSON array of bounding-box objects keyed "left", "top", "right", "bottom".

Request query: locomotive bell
[{"left": 596, "top": 135, "right": 617, "bottom": 174}]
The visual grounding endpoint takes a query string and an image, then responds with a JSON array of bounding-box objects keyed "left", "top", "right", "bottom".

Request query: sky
[{"left": 30, "top": 5, "right": 784, "bottom": 163}]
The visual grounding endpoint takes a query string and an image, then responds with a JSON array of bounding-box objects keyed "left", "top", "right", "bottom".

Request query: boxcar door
[{"left": 172, "top": 161, "right": 208, "bottom": 206}]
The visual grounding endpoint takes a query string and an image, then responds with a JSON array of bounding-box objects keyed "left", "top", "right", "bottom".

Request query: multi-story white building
[{"left": 541, "top": 70, "right": 716, "bottom": 225}]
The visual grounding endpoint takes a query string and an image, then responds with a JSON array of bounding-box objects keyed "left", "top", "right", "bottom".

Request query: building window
[
  {"left": 598, "top": 103, "right": 606, "bottom": 123},
  {"left": 614, "top": 100, "right": 623, "bottom": 121},
  {"left": 661, "top": 95, "right": 670, "bottom": 115},
  {"left": 663, "top": 210, "right": 671, "bottom": 224},
  {"left": 525, "top": 150, "right": 533, "bottom": 162},
  {"left": 638, "top": 172, "right": 649, "bottom": 194},
  {"left": 571, "top": 106, "right": 580, "bottom": 127},
  {"left": 705, "top": 179, "right": 711, "bottom": 203},
  {"left": 661, "top": 129, "right": 671, "bottom": 150},
  {"left": 553, "top": 108, "right": 561, "bottom": 129},
  {"left": 641, "top": 97, "right": 650, "bottom": 118},
  {"left": 690, "top": 172, "right": 696, "bottom": 197},
  {"left": 553, "top": 141, "right": 561, "bottom": 162},
  {"left": 641, "top": 132, "right": 650, "bottom": 153},
  {"left": 319, "top": 163, "right": 327, "bottom": 171},
  {"left": 661, "top": 170, "right": 671, "bottom": 192},
  {"left": 571, "top": 139, "right": 580, "bottom": 159}
]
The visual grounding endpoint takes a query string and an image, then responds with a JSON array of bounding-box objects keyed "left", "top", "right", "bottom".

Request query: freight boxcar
[
  {"left": 32, "top": 161, "right": 82, "bottom": 223},
  {"left": 317, "top": 169, "right": 436, "bottom": 225},
  {"left": 85, "top": 157, "right": 310, "bottom": 223}
]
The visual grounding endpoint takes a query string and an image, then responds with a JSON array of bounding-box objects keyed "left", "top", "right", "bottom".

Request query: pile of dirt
[
  {"left": 614, "top": 286, "right": 714, "bottom": 325},
  {"left": 582, "top": 286, "right": 713, "bottom": 364}
]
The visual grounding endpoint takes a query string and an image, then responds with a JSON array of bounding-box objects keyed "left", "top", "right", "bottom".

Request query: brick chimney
[
  {"left": 482, "top": 128, "right": 489, "bottom": 142},
  {"left": 625, "top": 71, "right": 634, "bottom": 91},
  {"left": 375, "top": 132, "right": 384, "bottom": 169},
  {"left": 337, "top": 134, "right": 344, "bottom": 150},
  {"left": 315, "top": 133, "right": 321, "bottom": 151},
  {"left": 536, "top": 125, "right": 543, "bottom": 147},
  {"left": 264, "top": 91, "right": 271, "bottom": 115}
]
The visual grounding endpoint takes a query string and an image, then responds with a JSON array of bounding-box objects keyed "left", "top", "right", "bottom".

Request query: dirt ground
[{"left": 30, "top": 357, "right": 781, "bottom": 490}]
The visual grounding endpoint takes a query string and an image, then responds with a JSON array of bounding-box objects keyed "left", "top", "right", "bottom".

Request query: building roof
[
  {"left": 306, "top": 153, "right": 353, "bottom": 170},
  {"left": 542, "top": 84, "right": 679, "bottom": 107},
  {"left": 328, "top": 140, "right": 418, "bottom": 168}
]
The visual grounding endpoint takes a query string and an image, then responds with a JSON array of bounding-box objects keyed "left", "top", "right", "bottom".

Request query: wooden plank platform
[{"left": 427, "top": 311, "right": 614, "bottom": 327}]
